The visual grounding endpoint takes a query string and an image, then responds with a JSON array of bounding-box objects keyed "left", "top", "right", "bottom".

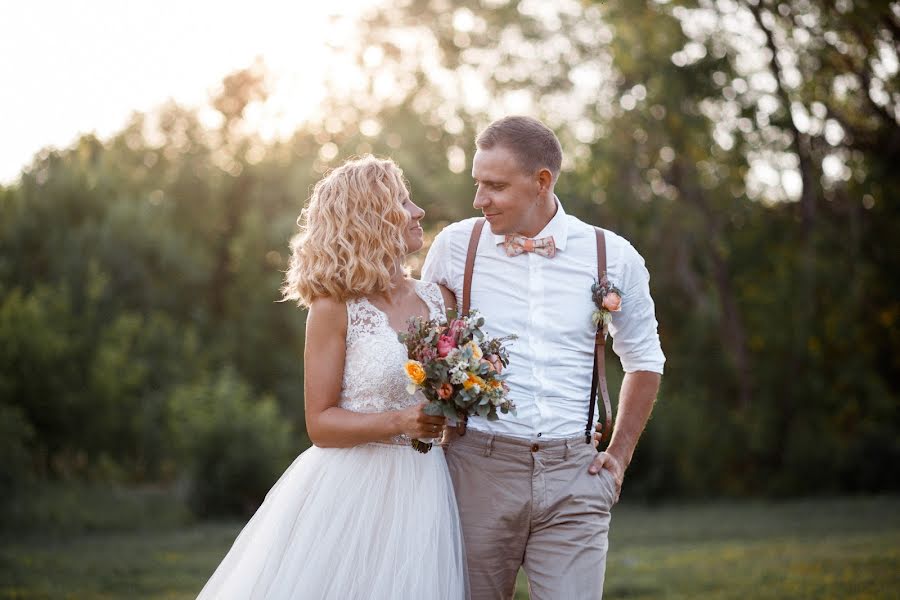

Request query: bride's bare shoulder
[{"left": 306, "top": 296, "right": 348, "bottom": 333}]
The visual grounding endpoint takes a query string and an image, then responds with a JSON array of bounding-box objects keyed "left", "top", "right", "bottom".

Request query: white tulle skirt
[{"left": 196, "top": 442, "right": 467, "bottom": 600}]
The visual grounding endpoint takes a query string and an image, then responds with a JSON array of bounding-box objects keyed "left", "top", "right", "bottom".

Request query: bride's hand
[{"left": 397, "top": 402, "right": 446, "bottom": 439}]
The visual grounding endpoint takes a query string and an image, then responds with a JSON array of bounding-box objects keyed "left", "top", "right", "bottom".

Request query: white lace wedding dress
[{"left": 197, "top": 281, "right": 467, "bottom": 599}]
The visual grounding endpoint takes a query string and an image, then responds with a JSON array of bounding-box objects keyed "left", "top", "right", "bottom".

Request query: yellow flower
[
  {"left": 463, "top": 373, "right": 485, "bottom": 390},
  {"left": 465, "top": 341, "right": 483, "bottom": 360},
  {"left": 404, "top": 360, "right": 426, "bottom": 385}
]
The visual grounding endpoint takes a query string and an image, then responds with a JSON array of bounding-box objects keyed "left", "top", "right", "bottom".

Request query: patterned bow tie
[{"left": 503, "top": 235, "right": 557, "bottom": 258}]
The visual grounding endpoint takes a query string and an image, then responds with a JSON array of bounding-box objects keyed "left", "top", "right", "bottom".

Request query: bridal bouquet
[{"left": 399, "top": 310, "right": 516, "bottom": 453}]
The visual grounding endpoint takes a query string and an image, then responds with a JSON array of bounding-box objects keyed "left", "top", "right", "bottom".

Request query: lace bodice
[{"left": 340, "top": 281, "right": 446, "bottom": 428}]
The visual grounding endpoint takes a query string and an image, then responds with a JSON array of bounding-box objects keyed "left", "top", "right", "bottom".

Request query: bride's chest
[{"left": 342, "top": 325, "right": 409, "bottom": 387}]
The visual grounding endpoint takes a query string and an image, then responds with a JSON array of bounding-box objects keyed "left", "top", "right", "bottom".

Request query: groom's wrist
[{"left": 604, "top": 445, "right": 631, "bottom": 471}]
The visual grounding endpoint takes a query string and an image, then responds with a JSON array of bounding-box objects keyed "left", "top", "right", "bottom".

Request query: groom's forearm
[{"left": 606, "top": 371, "right": 661, "bottom": 470}]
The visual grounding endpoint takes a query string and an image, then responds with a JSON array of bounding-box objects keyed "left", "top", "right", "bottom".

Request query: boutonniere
[{"left": 591, "top": 276, "right": 622, "bottom": 330}]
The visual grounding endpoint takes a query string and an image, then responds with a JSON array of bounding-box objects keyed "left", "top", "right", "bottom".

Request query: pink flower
[
  {"left": 418, "top": 345, "right": 437, "bottom": 362},
  {"left": 602, "top": 292, "right": 622, "bottom": 312},
  {"left": 481, "top": 354, "right": 503, "bottom": 374},
  {"left": 437, "top": 383, "right": 454, "bottom": 400},
  {"left": 448, "top": 319, "right": 466, "bottom": 339},
  {"left": 437, "top": 335, "right": 457, "bottom": 357}
]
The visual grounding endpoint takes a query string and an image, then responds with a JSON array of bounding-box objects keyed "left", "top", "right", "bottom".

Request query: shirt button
[{"left": 531, "top": 444, "right": 539, "bottom": 452}]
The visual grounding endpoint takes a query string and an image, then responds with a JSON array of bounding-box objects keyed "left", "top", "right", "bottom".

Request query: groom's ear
[{"left": 536, "top": 168, "right": 554, "bottom": 193}]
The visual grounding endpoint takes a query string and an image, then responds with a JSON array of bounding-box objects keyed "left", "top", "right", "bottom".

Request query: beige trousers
[{"left": 442, "top": 428, "right": 616, "bottom": 600}]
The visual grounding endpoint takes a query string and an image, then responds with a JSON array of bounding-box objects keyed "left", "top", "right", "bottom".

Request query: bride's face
[{"left": 401, "top": 193, "right": 426, "bottom": 253}]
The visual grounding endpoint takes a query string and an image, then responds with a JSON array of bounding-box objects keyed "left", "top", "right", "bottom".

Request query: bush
[
  {"left": 168, "top": 367, "right": 296, "bottom": 518},
  {"left": 1, "top": 481, "right": 192, "bottom": 534},
  {"left": 0, "top": 401, "right": 35, "bottom": 507}
]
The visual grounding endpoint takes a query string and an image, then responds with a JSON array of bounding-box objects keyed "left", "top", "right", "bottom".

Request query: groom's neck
[{"left": 517, "top": 193, "right": 557, "bottom": 238}]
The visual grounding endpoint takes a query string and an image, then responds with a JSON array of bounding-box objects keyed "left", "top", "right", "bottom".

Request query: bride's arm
[{"left": 303, "top": 296, "right": 446, "bottom": 448}]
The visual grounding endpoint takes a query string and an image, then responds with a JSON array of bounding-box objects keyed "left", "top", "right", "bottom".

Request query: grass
[{"left": 1, "top": 495, "right": 897, "bottom": 599}]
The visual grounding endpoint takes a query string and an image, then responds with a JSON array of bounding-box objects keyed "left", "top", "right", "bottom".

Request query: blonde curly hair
[{"left": 281, "top": 155, "right": 412, "bottom": 306}]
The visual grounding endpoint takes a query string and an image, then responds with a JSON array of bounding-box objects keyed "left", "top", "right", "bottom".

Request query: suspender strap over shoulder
[
  {"left": 462, "top": 218, "right": 486, "bottom": 317},
  {"left": 457, "top": 218, "right": 486, "bottom": 436},
  {"left": 587, "top": 228, "right": 613, "bottom": 448}
]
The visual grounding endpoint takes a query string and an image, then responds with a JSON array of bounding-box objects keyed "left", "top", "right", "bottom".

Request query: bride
[{"left": 196, "top": 155, "right": 467, "bottom": 599}]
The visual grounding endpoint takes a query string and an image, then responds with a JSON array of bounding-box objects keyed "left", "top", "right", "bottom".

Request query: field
[{"left": 2, "top": 496, "right": 898, "bottom": 599}]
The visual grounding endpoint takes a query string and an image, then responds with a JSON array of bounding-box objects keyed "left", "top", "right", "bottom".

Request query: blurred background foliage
[{"left": 1, "top": 0, "right": 898, "bottom": 523}]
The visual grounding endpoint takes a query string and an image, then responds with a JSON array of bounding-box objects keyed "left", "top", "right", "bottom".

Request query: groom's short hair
[{"left": 475, "top": 116, "right": 562, "bottom": 180}]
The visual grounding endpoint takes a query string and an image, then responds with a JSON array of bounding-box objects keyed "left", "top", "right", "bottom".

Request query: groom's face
[{"left": 472, "top": 145, "right": 541, "bottom": 235}]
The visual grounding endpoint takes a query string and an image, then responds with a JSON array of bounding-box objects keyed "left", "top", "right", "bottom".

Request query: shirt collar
[{"left": 492, "top": 195, "right": 569, "bottom": 252}]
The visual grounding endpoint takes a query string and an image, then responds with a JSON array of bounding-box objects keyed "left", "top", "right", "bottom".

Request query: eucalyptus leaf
[
  {"left": 442, "top": 403, "right": 457, "bottom": 419},
  {"left": 424, "top": 402, "right": 443, "bottom": 416}
]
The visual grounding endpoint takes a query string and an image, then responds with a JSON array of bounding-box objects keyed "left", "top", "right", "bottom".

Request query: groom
[{"left": 423, "top": 116, "right": 664, "bottom": 599}]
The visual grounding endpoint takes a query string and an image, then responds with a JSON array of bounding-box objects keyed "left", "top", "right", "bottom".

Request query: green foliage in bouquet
[{"left": 399, "top": 310, "right": 517, "bottom": 424}]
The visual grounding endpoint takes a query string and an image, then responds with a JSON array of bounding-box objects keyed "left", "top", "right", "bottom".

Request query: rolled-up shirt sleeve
[{"left": 608, "top": 242, "right": 665, "bottom": 374}]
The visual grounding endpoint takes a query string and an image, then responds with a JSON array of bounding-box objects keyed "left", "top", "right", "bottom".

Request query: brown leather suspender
[
  {"left": 461, "top": 218, "right": 486, "bottom": 317},
  {"left": 588, "top": 227, "right": 612, "bottom": 448},
  {"left": 457, "top": 218, "right": 486, "bottom": 435},
  {"left": 461, "top": 218, "right": 613, "bottom": 447}
]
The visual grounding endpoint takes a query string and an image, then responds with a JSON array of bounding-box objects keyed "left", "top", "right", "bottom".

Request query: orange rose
[
  {"left": 462, "top": 373, "right": 485, "bottom": 390},
  {"left": 404, "top": 360, "right": 426, "bottom": 385}
]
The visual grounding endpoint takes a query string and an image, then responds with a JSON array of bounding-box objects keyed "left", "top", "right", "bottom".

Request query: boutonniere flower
[{"left": 591, "top": 276, "right": 623, "bottom": 329}]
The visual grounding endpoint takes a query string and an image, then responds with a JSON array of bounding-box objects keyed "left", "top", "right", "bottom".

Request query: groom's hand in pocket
[{"left": 588, "top": 451, "right": 624, "bottom": 504}]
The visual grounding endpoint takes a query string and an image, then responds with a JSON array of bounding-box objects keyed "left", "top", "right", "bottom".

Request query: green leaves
[{"left": 423, "top": 401, "right": 444, "bottom": 417}]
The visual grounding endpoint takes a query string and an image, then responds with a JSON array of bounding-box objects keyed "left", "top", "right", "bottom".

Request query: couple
[{"left": 196, "top": 116, "right": 664, "bottom": 600}]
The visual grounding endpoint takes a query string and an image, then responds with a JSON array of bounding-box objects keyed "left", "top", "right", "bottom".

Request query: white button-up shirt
[{"left": 421, "top": 200, "right": 665, "bottom": 440}]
